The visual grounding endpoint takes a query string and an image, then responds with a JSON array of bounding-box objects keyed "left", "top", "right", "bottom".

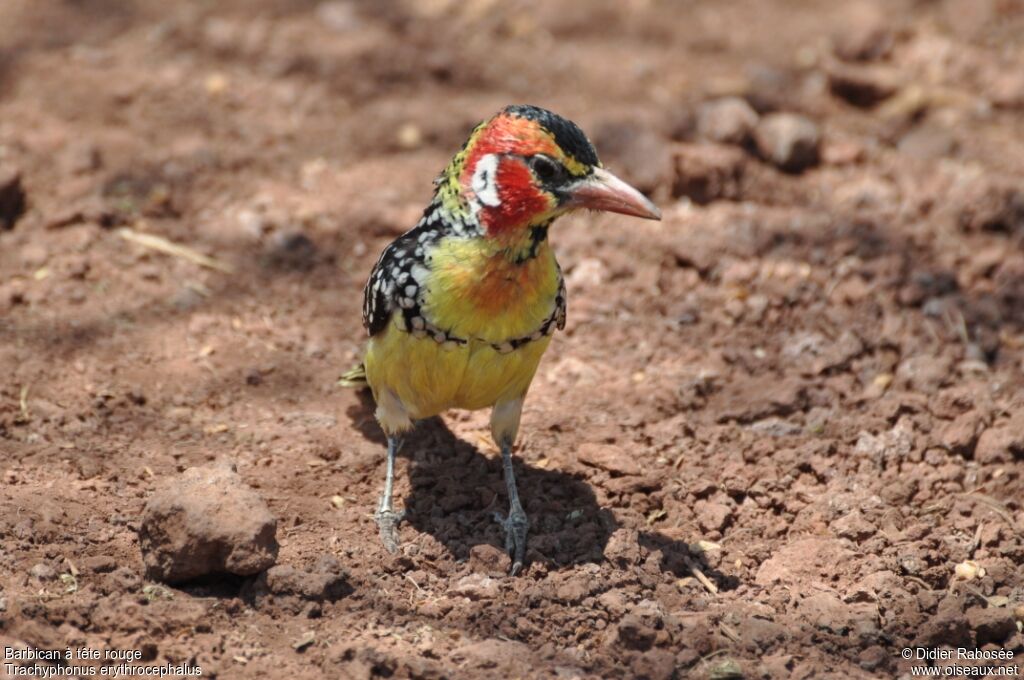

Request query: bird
[{"left": 342, "top": 104, "right": 661, "bottom": 574}]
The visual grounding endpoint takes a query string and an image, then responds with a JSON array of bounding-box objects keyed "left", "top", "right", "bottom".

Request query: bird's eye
[{"left": 530, "top": 155, "right": 561, "bottom": 182}]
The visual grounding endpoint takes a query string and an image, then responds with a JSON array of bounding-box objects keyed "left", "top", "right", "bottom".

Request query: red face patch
[
  {"left": 481, "top": 157, "right": 552, "bottom": 236},
  {"left": 460, "top": 114, "right": 561, "bottom": 236}
]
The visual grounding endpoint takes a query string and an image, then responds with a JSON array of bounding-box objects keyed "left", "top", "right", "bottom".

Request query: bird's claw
[
  {"left": 493, "top": 508, "right": 529, "bottom": 575},
  {"left": 375, "top": 506, "right": 405, "bottom": 554}
]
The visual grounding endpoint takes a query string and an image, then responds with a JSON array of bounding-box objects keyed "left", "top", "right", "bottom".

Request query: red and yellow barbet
[{"left": 346, "top": 105, "right": 661, "bottom": 574}]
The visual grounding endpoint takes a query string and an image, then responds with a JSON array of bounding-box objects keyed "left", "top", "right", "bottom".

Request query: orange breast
[{"left": 422, "top": 237, "right": 560, "bottom": 343}]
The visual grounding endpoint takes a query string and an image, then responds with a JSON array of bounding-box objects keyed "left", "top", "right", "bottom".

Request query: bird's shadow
[{"left": 347, "top": 390, "right": 737, "bottom": 588}]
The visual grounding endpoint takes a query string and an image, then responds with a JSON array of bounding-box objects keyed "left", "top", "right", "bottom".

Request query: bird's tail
[{"left": 337, "top": 362, "right": 369, "bottom": 388}]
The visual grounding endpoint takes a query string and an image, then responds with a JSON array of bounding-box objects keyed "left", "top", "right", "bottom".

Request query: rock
[
  {"left": 989, "top": 71, "right": 1024, "bottom": 110},
  {"left": 939, "top": 411, "right": 984, "bottom": 456},
  {"left": 846, "top": 570, "right": 901, "bottom": 602},
  {"left": 614, "top": 613, "right": 658, "bottom": 651},
  {"left": 671, "top": 143, "right": 746, "bottom": 204},
  {"left": 822, "top": 137, "right": 867, "bottom": 166},
  {"left": 566, "top": 258, "right": 609, "bottom": 288},
  {"left": 604, "top": 528, "right": 642, "bottom": 567},
  {"left": 138, "top": 464, "right": 279, "bottom": 583},
  {"left": 316, "top": 1, "right": 363, "bottom": 33},
  {"left": 798, "top": 592, "right": 875, "bottom": 635},
  {"left": 899, "top": 271, "right": 958, "bottom": 307},
  {"left": 263, "top": 558, "right": 348, "bottom": 600},
  {"left": 667, "top": 105, "right": 697, "bottom": 141},
  {"left": 451, "top": 573, "right": 499, "bottom": 600},
  {"left": 631, "top": 649, "right": 677, "bottom": 680},
  {"left": 555, "top": 577, "right": 589, "bottom": 603},
  {"left": 897, "top": 355, "right": 953, "bottom": 392},
  {"left": 598, "top": 590, "right": 629, "bottom": 617},
  {"left": 694, "top": 500, "right": 732, "bottom": 533},
  {"left": 915, "top": 596, "right": 970, "bottom": 647},
  {"left": 244, "top": 556, "right": 349, "bottom": 612},
  {"left": 713, "top": 375, "right": 806, "bottom": 424},
  {"left": 0, "top": 166, "right": 27, "bottom": 231},
  {"left": 263, "top": 230, "right": 318, "bottom": 271},
  {"left": 605, "top": 473, "right": 660, "bottom": 495},
  {"left": 696, "top": 97, "right": 759, "bottom": 146},
  {"left": 855, "top": 646, "right": 885, "bottom": 674},
  {"left": 737, "top": 615, "right": 787, "bottom": 651},
  {"left": 833, "top": 23, "right": 894, "bottom": 62},
  {"left": 826, "top": 63, "right": 901, "bottom": 107},
  {"left": 898, "top": 125, "right": 957, "bottom": 160},
  {"left": 468, "top": 543, "right": 506, "bottom": 573},
  {"left": 79, "top": 555, "right": 118, "bottom": 574},
  {"left": 753, "top": 113, "right": 821, "bottom": 173},
  {"left": 202, "top": 17, "right": 242, "bottom": 54},
  {"left": 592, "top": 120, "right": 672, "bottom": 194},
  {"left": 744, "top": 63, "right": 801, "bottom": 113},
  {"left": 28, "top": 563, "right": 57, "bottom": 581},
  {"left": 63, "top": 143, "right": 103, "bottom": 175},
  {"left": 974, "top": 418, "right": 1024, "bottom": 464},
  {"left": 755, "top": 538, "right": 855, "bottom": 587},
  {"left": 967, "top": 607, "right": 1017, "bottom": 645},
  {"left": 784, "top": 330, "right": 864, "bottom": 375},
  {"left": 577, "top": 443, "right": 642, "bottom": 476},
  {"left": 964, "top": 245, "right": 1007, "bottom": 284},
  {"left": 42, "top": 195, "right": 116, "bottom": 230},
  {"left": 748, "top": 417, "right": 802, "bottom": 437},
  {"left": 955, "top": 180, "right": 1024, "bottom": 233},
  {"left": 451, "top": 639, "right": 532, "bottom": 670},
  {"left": 853, "top": 419, "right": 915, "bottom": 463},
  {"left": 831, "top": 510, "right": 875, "bottom": 542}
]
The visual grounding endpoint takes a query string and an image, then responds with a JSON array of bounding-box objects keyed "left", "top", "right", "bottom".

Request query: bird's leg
[
  {"left": 490, "top": 398, "right": 529, "bottom": 574},
  {"left": 375, "top": 434, "right": 405, "bottom": 553},
  {"left": 493, "top": 438, "right": 530, "bottom": 575}
]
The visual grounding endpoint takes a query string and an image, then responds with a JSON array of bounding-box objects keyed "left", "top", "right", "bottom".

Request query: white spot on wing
[{"left": 410, "top": 264, "right": 430, "bottom": 284}]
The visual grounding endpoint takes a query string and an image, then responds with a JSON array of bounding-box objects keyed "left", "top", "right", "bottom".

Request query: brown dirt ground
[{"left": 3, "top": 1, "right": 1024, "bottom": 678}]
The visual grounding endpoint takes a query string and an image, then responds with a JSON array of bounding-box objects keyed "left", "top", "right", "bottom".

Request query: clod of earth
[
  {"left": 752, "top": 113, "right": 822, "bottom": 173},
  {"left": 697, "top": 97, "right": 759, "bottom": 146},
  {"left": 243, "top": 556, "right": 351, "bottom": 614},
  {"left": 138, "top": 463, "right": 279, "bottom": 583},
  {"left": 671, "top": 143, "right": 747, "bottom": 204}
]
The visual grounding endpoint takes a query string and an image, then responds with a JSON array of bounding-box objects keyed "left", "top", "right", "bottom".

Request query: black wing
[
  {"left": 361, "top": 241, "right": 402, "bottom": 337},
  {"left": 361, "top": 205, "right": 449, "bottom": 337}
]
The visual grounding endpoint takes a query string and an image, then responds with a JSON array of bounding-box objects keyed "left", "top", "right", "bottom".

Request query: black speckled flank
[
  {"left": 361, "top": 196, "right": 567, "bottom": 351},
  {"left": 362, "top": 199, "right": 456, "bottom": 337},
  {"left": 503, "top": 104, "right": 600, "bottom": 169}
]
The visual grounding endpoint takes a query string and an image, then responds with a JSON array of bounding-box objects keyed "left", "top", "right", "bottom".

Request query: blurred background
[{"left": 2, "top": 1, "right": 1024, "bottom": 678}]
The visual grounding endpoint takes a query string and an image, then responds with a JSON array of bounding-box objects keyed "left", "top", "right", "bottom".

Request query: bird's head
[{"left": 435, "top": 105, "right": 661, "bottom": 244}]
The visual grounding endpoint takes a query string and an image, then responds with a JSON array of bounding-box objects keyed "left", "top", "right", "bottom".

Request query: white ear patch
[{"left": 471, "top": 154, "right": 501, "bottom": 208}]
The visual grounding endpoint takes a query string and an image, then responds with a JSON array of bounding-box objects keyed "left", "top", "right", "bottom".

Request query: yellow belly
[{"left": 364, "top": 323, "right": 552, "bottom": 420}]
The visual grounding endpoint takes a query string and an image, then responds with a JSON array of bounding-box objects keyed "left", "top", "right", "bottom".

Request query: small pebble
[
  {"left": 696, "top": 97, "right": 759, "bottom": 146},
  {"left": 753, "top": 113, "right": 821, "bottom": 173},
  {"left": 29, "top": 563, "right": 57, "bottom": 581}
]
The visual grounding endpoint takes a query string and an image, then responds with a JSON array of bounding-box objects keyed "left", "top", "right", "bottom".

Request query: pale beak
[{"left": 564, "top": 167, "right": 662, "bottom": 220}]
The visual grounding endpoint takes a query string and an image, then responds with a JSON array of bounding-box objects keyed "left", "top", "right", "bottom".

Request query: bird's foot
[
  {"left": 374, "top": 505, "right": 405, "bottom": 554},
  {"left": 493, "top": 507, "right": 529, "bottom": 575}
]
